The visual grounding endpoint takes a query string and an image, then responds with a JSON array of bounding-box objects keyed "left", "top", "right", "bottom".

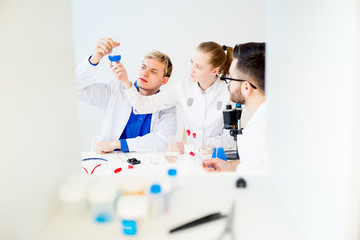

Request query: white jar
[
  {"left": 58, "top": 181, "right": 87, "bottom": 218},
  {"left": 116, "top": 195, "right": 148, "bottom": 237}
]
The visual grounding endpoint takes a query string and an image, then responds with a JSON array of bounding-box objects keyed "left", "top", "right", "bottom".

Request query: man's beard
[{"left": 230, "top": 91, "right": 246, "bottom": 105}]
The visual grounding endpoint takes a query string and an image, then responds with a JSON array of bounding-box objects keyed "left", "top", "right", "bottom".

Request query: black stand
[{"left": 225, "top": 128, "right": 241, "bottom": 160}]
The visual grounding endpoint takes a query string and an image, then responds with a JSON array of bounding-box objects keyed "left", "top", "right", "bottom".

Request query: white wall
[
  {"left": 267, "top": 0, "right": 360, "bottom": 239},
  {"left": 0, "top": 1, "right": 80, "bottom": 239},
  {"left": 72, "top": 0, "right": 267, "bottom": 151}
]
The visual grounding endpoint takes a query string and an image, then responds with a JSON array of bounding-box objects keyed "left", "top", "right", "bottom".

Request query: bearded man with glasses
[{"left": 203, "top": 42, "right": 267, "bottom": 174}]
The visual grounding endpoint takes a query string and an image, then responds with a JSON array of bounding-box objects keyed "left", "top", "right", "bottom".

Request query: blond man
[{"left": 76, "top": 38, "right": 176, "bottom": 153}]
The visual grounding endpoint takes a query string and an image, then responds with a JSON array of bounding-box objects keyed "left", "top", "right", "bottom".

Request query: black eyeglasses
[{"left": 220, "top": 75, "right": 257, "bottom": 89}]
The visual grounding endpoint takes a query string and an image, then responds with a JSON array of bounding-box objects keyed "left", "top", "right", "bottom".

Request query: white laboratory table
[
  {"left": 80, "top": 151, "right": 210, "bottom": 176},
  {"left": 39, "top": 167, "right": 301, "bottom": 240}
]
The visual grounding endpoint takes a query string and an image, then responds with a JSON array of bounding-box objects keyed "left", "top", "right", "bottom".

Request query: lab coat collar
[
  {"left": 196, "top": 77, "right": 221, "bottom": 95},
  {"left": 134, "top": 81, "right": 160, "bottom": 93},
  {"left": 247, "top": 101, "right": 267, "bottom": 128}
]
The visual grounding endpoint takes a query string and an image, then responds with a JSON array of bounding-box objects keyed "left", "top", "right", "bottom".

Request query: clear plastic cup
[{"left": 87, "top": 183, "right": 117, "bottom": 223}]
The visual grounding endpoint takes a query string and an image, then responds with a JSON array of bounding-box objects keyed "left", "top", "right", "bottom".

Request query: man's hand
[
  {"left": 175, "top": 141, "right": 185, "bottom": 154},
  {"left": 95, "top": 140, "right": 120, "bottom": 154},
  {"left": 110, "top": 61, "right": 132, "bottom": 89},
  {"left": 90, "top": 37, "right": 120, "bottom": 65},
  {"left": 202, "top": 158, "right": 239, "bottom": 172}
]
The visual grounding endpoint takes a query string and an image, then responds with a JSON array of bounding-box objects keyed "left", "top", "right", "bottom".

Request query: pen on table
[{"left": 169, "top": 212, "right": 227, "bottom": 234}]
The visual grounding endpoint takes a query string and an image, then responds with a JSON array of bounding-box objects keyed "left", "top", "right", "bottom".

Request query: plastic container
[
  {"left": 87, "top": 183, "right": 117, "bottom": 223},
  {"left": 149, "top": 184, "right": 163, "bottom": 218},
  {"left": 120, "top": 179, "right": 145, "bottom": 196},
  {"left": 163, "top": 169, "right": 178, "bottom": 213},
  {"left": 167, "top": 169, "right": 178, "bottom": 191},
  {"left": 58, "top": 181, "right": 87, "bottom": 217},
  {"left": 117, "top": 195, "right": 148, "bottom": 237}
]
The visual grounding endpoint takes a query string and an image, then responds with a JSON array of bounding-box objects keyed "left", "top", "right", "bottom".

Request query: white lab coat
[
  {"left": 236, "top": 101, "right": 268, "bottom": 174},
  {"left": 76, "top": 59, "right": 177, "bottom": 152},
  {"left": 124, "top": 78, "right": 234, "bottom": 148}
]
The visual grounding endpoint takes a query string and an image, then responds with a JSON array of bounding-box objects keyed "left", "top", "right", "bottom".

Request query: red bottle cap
[
  {"left": 114, "top": 168, "right": 122, "bottom": 173},
  {"left": 190, "top": 151, "right": 195, "bottom": 156},
  {"left": 128, "top": 165, "right": 133, "bottom": 169},
  {"left": 186, "top": 129, "right": 191, "bottom": 136},
  {"left": 192, "top": 133, "right": 196, "bottom": 138}
]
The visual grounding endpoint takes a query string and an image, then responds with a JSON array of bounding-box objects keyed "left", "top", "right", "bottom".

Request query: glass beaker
[
  {"left": 164, "top": 136, "right": 180, "bottom": 163},
  {"left": 108, "top": 38, "right": 121, "bottom": 62},
  {"left": 212, "top": 136, "right": 227, "bottom": 161}
]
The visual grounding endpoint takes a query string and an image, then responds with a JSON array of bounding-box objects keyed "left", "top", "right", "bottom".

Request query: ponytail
[{"left": 197, "top": 42, "right": 233, "bottom": 79}]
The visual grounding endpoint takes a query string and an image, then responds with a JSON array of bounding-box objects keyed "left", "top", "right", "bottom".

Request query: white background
[
  {"left": 1, "top": 1, "right": 360, "bottom": 240},
  {"left": 71, "top": 0, "right": 267, "bottom": 151}
]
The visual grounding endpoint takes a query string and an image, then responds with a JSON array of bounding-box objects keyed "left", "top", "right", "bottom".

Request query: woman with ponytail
[{"left": 112, "top": 41, "right": 235, "bottom": 152}]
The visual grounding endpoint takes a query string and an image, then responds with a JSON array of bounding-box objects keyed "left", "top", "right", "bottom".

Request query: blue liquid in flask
[
  {"left": 212, "top": 147, "right": 227, "bottom": 161},
  {"left": 108, "top": 54, "right": 121, "bottom": 62}
]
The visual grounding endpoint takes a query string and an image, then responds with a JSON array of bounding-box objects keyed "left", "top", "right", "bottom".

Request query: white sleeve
[
  {"left": 75, "top": 58, "right": 111, "bottom": 109},
  {"left": 236, "top": 118, "right": 268, "bottom": 174},
  {"left": 203, "top": 129, "right": 235, "bottom": 149},
  {"left": 125, "top": 106, "right": 177, "bottom": 152},
  {"left": 124, "top": 83, "right": 180, "bottom": 114}
]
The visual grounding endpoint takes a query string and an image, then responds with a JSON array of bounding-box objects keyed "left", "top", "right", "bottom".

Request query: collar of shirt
[
  {"left": 196, "top": 77, "right": 221, "bottom": 95},
  {"left": 134, "top": 80, "right": 160, "bottom": 93}
]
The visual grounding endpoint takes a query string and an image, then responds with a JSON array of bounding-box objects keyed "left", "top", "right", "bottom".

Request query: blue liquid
[
  {"left": 95, "top": 213, "right": 113, "bottom": 223},
  {"left": 108, "top": 54, "right": 121, "bottom": 62},
  {"left": 212, "top": 147, "right": 227, "bottom": 161}
]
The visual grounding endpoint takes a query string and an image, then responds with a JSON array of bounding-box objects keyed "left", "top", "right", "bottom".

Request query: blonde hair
[
  {"left": 144, "top": 50, "right": 173, "bottom": 78},
  {"left": 197, "top": 42, "right": 233, "bottom": 79}
]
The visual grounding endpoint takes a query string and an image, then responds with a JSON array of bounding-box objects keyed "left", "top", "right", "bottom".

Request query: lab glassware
[
  {"left": 108, "top": 38, "right": 121, "bottom": 62},
  {"left": 164, "top": 136, "right": 180, "bottom": 163},
  {"left": 212, "top": 136, "right": 227, "bottom": 161}
]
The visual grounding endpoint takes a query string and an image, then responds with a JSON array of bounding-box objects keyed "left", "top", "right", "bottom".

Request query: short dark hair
[{"left": 233, "top": 42, "right": 265, "bottom": 92}]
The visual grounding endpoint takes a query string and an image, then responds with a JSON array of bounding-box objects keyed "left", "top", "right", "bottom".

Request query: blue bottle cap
[
  {"left": 168, "top": 169, "right": 177, "bottom": 176},
  {"left": 235, "top": 103, "right": 242, "bottom": 108},
  {"left": 122, "top": 219, "right": 137, "bottom": 235},
  {"left": 150, "top": 184, "right": 161, "bottom": 194}
]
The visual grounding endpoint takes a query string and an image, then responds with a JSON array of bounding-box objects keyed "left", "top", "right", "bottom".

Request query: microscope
[{"left": 223, "top": 103, "right": 242, "bottom": 160}]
